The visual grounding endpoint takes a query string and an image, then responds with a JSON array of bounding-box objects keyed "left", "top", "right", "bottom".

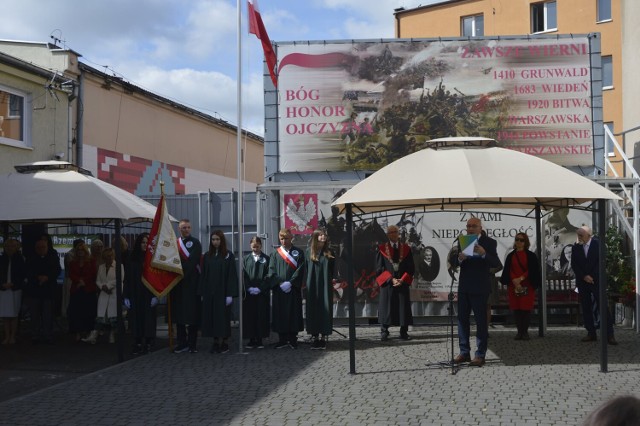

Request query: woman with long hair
[
  {"left": 68, "top": 242, "right": 98, "bottom": 341},
  {"left": 305, "top": 229, "right": 336, "bottom": 349},
  {"left": 199, "top": 230, "right": 238, "bottom": 354},
  {"left": 500, "top": 232, "right": 541, "bottom": 340}
]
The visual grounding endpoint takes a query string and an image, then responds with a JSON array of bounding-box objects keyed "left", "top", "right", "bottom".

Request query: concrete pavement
[{"left": 0, "top": 324, "right": 638, "bottom": 425}]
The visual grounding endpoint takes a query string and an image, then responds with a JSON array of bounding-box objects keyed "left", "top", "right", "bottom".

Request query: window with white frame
[
  {"left": 602, "top": 55, "right": 613, "bottom": 88},
  {"left": 0, "top": 85, "right": 29, "bottom": 148},
  {"left": 462, "top": 14, "right": 484, "bottom": 37},
  {"left": 531, "top": 1, "right": 557, "bottom": 33},
  {"left": 597, "top": 0, "right": 611, "bottom": 22},
  {"left": 604, "top": 122, "right": 615, "bottom": 156}
]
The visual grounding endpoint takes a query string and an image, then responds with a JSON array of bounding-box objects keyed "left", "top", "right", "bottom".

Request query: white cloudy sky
[{"left": 0, "top": 0, "right": 438, "bottom": 136}]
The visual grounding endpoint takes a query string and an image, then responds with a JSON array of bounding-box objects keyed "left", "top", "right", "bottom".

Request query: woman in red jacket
[{"left": 500, "top": 232, "right": 541, "bottom": 341}]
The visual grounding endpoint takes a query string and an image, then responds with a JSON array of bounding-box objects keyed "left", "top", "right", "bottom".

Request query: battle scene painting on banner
[{"left": 276, "top": 36, "right": 595, "bottom": 172}]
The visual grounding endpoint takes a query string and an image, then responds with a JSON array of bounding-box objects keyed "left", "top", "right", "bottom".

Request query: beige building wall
[
  {"left": 396, "top": 0, "right": 624, "bottom": 175},
  {"left": 81, "top": 70, "right": 263, "bottom": 190},
  {"left": 621, "top": 0, "right": 640, "bottom": 167}
]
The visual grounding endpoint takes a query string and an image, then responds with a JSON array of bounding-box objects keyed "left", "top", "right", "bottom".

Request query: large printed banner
[
  {"left": 282, "top": 189, "right": 591, "bottom": 317},
  {"left": 276, "top": 37, "right": 595, "bottom": 172}
]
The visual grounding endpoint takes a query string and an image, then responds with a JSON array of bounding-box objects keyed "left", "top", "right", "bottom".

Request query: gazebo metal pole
[
  {"left": 115, "top": 219, "right": 124, "bottom": 363},
  {"left": 535, "top": 204, "right": 544, "bottom": 337},
  {"left": 346, "top": 204, "right": 356, "bottom": 374},
  {"left": 598, "top": 199, "right": 608, "bottom": 373}
]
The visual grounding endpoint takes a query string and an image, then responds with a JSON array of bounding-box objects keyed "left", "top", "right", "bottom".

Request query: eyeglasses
[{"left": 515, "top": 238, "right": 526, "bottom": 242}]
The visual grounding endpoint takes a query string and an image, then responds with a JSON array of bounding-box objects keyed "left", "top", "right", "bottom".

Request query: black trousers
[{"left": 177, "top": 324, "right": 198, "bottom": 348}]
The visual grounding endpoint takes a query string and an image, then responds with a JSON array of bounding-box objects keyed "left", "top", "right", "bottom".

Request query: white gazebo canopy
[
  {"left": 334, "top": 147, "right": 620, "bottom": 213},
  {"left": 0, "top": 161, "right": 158, "bottom": 224}
]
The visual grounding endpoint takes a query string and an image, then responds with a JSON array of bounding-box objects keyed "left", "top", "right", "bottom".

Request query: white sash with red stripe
[
  {"left": 277, "top": 246, "right": 297, "bottom": 269},
  {"left": 178, "top": 238, "right": 190, "bottom": 260}
]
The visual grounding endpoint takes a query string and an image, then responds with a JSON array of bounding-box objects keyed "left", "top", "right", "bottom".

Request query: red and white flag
[
  {"left": 142, "top": 194, "right": 183, "bottom": 297},
  {"left": 248, "top": 0, "right": 277, "bottom": 87}
]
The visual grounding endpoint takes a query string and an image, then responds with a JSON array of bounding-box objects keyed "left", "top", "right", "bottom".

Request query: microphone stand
[
  {"left": 438, "top": 240, "right": 460, "bottom": 375},
  {"left": 445, "top": 273, "right": 459, "bottom": 375}
]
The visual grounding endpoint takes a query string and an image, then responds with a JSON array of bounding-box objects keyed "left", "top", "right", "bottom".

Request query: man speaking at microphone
[{"left": 449, "top": 217, "right": 502, "bottom": 367}]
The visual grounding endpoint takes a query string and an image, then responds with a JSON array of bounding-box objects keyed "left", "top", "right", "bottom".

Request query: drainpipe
[{"left": 76, "top": 72, "right": 84, "bottom": 167}]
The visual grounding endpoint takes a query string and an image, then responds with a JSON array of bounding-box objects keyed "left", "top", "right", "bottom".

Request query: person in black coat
[
  {"left": 123, "top": 233, "right": 158, "bottom": 354},
  {"left": 571, "top": 225, "right": 617, "bottom": 345},
  {"left": 25, "top": 239, "right": 61, "bottom": 344},
  {"left": 449, "top": 217, "right": 502, "bottom": 367}
]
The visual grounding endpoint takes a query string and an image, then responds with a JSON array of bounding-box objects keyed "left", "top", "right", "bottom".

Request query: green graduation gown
[
  {"left": 242, "top": 252, "right": 271, "bottom": 338},
  {"left": 269, "top": 245, "right": 305, "bottom": 334},
  {"left": 305, "top": 249, "right": 336, "bottom": 336},
  {"left": 199, "top": 251, "right": 238, "bottom": 338}
]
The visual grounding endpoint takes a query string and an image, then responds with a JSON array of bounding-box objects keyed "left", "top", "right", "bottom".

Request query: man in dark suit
[
  {"left": 571, "top": 225, "right": 617, "bottom": 345},
  {"left": 376, "top": 225, "right": 414, "bottom": 341},
  {"left": 450, "top": 217, "right": 502, "bottom": 367}
]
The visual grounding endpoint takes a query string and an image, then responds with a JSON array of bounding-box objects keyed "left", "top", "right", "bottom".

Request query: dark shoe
[
  {"left": 380, "top": 330, "right": 390, "bottom": 341},
  {"left": 514, "top": 333, "right": 522, "bottom": 341},
  {"left": 275, "top": 341, "right": 289, "bottom": 349},
  {"left": 288, "top": 340, "right": 298, "bottom": 349},
  {"left": 132, "top": 344, "right": 143, "bottom": 355},
  {"left": 210, "top": 343, "right": 220, "bottom": 354},
  {"left": 145, "top": 344, "right": 153, "bottom": 354},
  {"left": 310, "top": 339, "right": 322, "bottom": 350},
  {"left": 246, "top": 339, "right": 257, "bottom": 349},
  {"left": 256, "top": 339, "right": 264, "bottom": 349},
  {"left": 189, "top": 346, "right": 198, "bottom": 353},
  {"left": 470, "top": 357, "right": 486, "bottom": 367},
  {"left": 400, "top": 333, "right": 412, "bottom": 341},
  {"left": 219, "top": 342, "right": 229, "bottom": 353},
  {"left": 607, "top": 337, "right": 618, "bottom": 346},
  {"left": 319, "top": 339, "right": 326, "bottom": 350},
  {"left": 521, "top": 332, "right": 530, "bottom": 341},
  {"left": 454, "top": 354, "right": 471, "bottom": 364},
  {"left": 581, "top": 334, "right": 597, "bottom": 342},
  {"left": 173, "top": 343, "right": 189, "bottom": 353}
]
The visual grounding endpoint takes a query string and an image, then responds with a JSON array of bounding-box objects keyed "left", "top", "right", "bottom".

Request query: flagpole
[
  {"left": 161, "top": 181, "right": 175, "bottom": 351},
  {"left": 236, "top": 0, "right": 245, "bottom": 354}
]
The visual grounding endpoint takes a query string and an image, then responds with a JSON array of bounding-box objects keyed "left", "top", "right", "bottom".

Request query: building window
[
  {"left": 602, "top": 55, "right": 613, "bottom": 88},
  {"left": 604, "top": 122, "right": 615, "bottom": 156},
  {"left": 531, "top": 1, "right": 557, "bottom": 33},
  {"left": 0, "top": 86, "right": 28, "bottom": 148},
  {"left": 462, "top": 15, "right": 484, "bottom": 37},
  {"left": 597, "top": 0, "right": 611, "bottom": 22}
]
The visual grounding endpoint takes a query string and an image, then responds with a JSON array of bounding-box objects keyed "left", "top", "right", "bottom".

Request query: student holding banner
[{"left": 269, "top": 228, "right": 305, "bottom": 349}]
